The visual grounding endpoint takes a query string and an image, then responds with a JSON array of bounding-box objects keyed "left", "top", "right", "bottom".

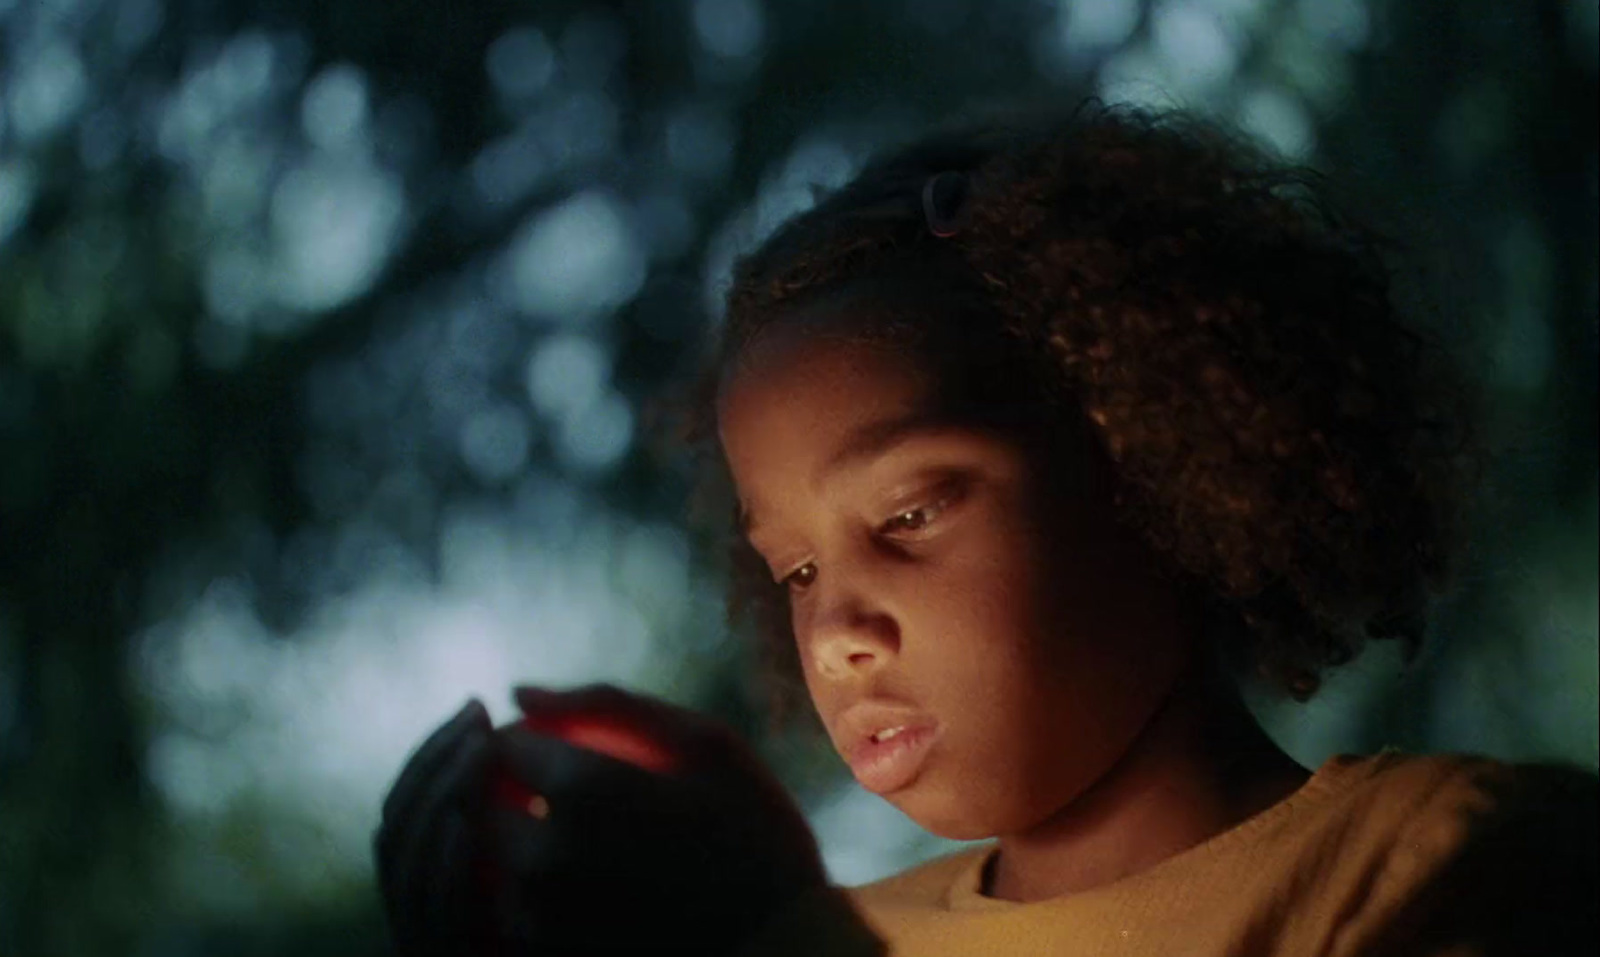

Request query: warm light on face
[{"left": 717, "top": 317, "right": 1196, "bottom": 840}]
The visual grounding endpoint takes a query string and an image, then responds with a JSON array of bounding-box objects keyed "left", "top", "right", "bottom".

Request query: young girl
[{"left": 372, "top": 104, "right": 1596, "bottom": 956}]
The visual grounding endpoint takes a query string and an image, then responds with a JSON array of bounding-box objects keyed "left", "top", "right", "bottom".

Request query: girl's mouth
[{"left": 845, "top": 722, "right": 941, "bottom": 794}]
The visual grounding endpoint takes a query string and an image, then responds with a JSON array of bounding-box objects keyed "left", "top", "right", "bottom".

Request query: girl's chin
[{"left": 889, "top": 790, "right": 1001, "bottom": 842}]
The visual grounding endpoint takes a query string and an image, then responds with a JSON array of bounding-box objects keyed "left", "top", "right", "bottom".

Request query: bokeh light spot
[
  {"left": 1056, "top": 0, "right": 1140, "bottom": 55},
  {"left": 504, "top": 191, "right": 646, "bottom": 323},
  {"left": 1237, "top": 85, "right": 1315, "bottom": 159},
  {"left": 470, "top": 126, "right": 550, "bottom": 208},
  {"left": 459, "top": 403, "right": 533, "bottom": 484},
  {"left": 1150, "top": 0, "right": 1239, "bottom": 95},
  {"left": 1295, "top": 0, "right": 1369, "bottom": 51},
  {"left": 487, "top": 28, "right": 557, "bottom": 101},
  {"left": 301, "top": 63, "right": 370, "bottom": 153},
  {"left": 269, "top": 159, "right": 405, "bottom": 313},
  {"left": 693, "top": 0, "right": 766, "bottom": 60},
  {"left": 556, "top": 391, "right": 634, "bottom": 474},
  {"left": 5, "top": 41, "right": 88, "bottom": 142},
  {"left": 0, "top": 161, "right": 38, "bottom": 246},
  {"left": 525, "top": 333, "right": 608, "bottom": 419}
]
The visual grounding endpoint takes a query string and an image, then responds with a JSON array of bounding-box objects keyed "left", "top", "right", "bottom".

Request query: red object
[
  {"left": 519, "top": 712, "right": 678, "bottom": 774},
  {"left": 489, "top": 712, "right": 678, "bottom": 812}
]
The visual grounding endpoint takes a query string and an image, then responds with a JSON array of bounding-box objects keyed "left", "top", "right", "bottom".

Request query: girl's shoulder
[
  {"left": 845, "top": 751, "right": 1596, "bottom": 929},
  {"left": 1317, "top": 748, "right": 1595, "bottom": 849},
  {"left": 1311, "top": 749, "right": 1597, "bottom": 956},
  {"left": 1246, "top": 749, "right": 1595, "bottom": 895},
  {"left": 1317, "top": 747, "right": 1546, "bottom": 800}
]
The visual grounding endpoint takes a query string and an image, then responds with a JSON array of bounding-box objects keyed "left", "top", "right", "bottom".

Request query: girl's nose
[{"left": 803, "top": 583, "right": 900, "bottom": 680}]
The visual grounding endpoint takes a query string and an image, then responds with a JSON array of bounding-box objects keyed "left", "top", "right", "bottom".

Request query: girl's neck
[{"left": 984, "top": 659, "right": 1310, "bottom": 903}]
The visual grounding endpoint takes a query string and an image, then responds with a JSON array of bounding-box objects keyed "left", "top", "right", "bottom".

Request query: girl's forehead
[
  {"left": 717, "top": 294, "right": 936, "bottom": 413},
  {"left": 717, "top": 327, "right": 931, "bottom": 434},
  {"left": 729, "top": 289, "right": 925, "bottom": 370},
  {"left": 714, "top": 332, "right": 941, "bottom": 530}
]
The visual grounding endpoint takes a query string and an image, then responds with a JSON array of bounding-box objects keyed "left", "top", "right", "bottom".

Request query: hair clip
[{"left": 921, "top": 170, "right": 967, "bottom": 238}]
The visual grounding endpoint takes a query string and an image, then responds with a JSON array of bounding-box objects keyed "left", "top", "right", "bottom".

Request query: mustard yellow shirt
[{"left": 740, "top": 751, "right": 1596, "bottom": 957}]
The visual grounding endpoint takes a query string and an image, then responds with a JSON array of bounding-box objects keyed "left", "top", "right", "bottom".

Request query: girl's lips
[{"left": 845, "top": 723, "right": 941, "bottom": 795}]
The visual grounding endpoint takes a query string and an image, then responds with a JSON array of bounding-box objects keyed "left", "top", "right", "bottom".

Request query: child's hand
[
  {"left": 372, "top": 698, "right": 498, "bottom": 957},
  {"left": 481, "top": 684, "right": 829, "bottom": 956}
]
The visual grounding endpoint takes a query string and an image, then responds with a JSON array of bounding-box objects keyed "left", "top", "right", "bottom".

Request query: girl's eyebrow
[
  {"left": 740, "top": 412, "right": 965, "bottom": 539},
  {"left": 818, "top": 411, "right": 955, "bottom": 484}
]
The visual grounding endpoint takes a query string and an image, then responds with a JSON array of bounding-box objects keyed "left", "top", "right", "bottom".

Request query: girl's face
[{"left": 717, "top": 314, "right": 1197, "bottom": 840}]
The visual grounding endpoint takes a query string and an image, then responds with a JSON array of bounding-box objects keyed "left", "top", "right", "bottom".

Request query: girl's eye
[
  {"left": 781, "top": 562, "right": 818, "bottom": 592},
  {"left": 880, "top": 506, "right": 937, "bottom": 534},
  {"left": 877, "top": 487, "right": 960, "bottom": 538}
]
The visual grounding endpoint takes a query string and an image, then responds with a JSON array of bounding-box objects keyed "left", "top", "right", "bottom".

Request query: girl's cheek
[
  {"left": 787, "top": 594, "right": 807, "bottom": 637},
  {"left": 794, "top": 618, "right": 824, "bottom": 681}
]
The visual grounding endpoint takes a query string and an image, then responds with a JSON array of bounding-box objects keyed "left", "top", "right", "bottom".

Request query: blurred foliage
[{"left": 0, "top": 0, "right": 1594, "bottom": 954}]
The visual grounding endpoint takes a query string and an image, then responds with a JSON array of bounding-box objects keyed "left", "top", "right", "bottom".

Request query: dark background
[{"left": 0, "top": 1, "right": 1594, "bottom": 954}]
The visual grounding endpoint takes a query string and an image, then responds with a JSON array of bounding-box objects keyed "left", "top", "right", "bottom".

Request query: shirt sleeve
[
  {"left": 733, "top": 884, "right": 888, "bottom": 957},
  {"left": 1366, "top": 761, "right": 1598, "bottom": 957}
]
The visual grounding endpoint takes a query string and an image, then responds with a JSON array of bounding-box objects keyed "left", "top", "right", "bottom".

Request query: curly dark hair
[{"left": 683, "top": 102, "right": 1482, "bottom": 729}]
